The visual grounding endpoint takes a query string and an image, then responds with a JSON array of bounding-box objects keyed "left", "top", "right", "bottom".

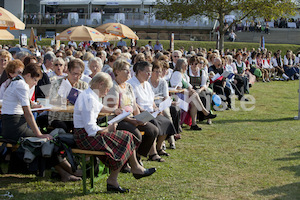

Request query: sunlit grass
[{"left": 0, "top": 80, "right": 299, "bottom": 199}]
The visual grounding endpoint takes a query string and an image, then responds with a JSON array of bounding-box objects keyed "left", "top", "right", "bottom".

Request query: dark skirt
[
  {"left": 117, "top": 121, "right": 158, "bottom": 157},
  {"left": 150, "top": 115, "right": 177, "bottom": 136},
  {"left": 1, "top": 114, "right": 36, "bottom": 142},
  {"left": 73, "top": 128, "right": 140, "bottom": 171}
]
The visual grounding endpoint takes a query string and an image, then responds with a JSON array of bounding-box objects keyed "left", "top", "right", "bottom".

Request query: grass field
[
  {"left": 0, "top": 80, "right": 299, "bottom": 199},
  {"left": 1, "top": 39, "right": 300, "bottom": 55}
]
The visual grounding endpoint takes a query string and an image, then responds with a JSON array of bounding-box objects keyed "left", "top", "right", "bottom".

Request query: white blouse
[
  {"left": 127, "top": 76, "right": 155, "bottom": 112},
  {"left": 2, "top": 75, "right": 30, "bottom": 115},
  {"left": 73, "top": 87, "right": 103, "bottom": 136},
  {"left": 170, "top": 71, "right": 192, "bottom": 89}
]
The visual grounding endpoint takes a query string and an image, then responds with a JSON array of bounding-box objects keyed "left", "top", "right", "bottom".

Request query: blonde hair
[
  {"left": 82, "top": 52, "right": 94, "bottom": 61},
  {"left": 0, "top": 50, "right": 12, "bottom": 61},
  {"left": 113, "top": 59, "right": 131, "bottom": 77},
  {"left": 90, "top": 72, "right": 113, "bottom": 89}
]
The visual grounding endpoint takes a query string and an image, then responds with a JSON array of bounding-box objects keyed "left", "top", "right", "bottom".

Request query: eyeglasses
[
  {"left": 69, "top": 71, "right": 82, "bottom": 76},
  {"left": 121, "top": 68, "right": 130, "bottom": 73},
  {"left": 143, "top": 71, "right": 152, "bottom": 74},
  {"left": 55, "top": 63, "right": 63, "bottom": 66},
  {"left": 173, "top": 56, "right": 180, "bottom": 58},
  {"left": 199, "top": 62, "right": 204, "bottom": 64}
]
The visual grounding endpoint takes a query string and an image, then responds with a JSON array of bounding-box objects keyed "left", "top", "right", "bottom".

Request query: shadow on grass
[
  {"left": 274, "top": 150, "right": 300, "bottom": 177},
  {"left": 215, "top": 117, "right": 295, "bottom": 124},
  {"left": 253, "top": 182, "right": 300, "bottom": 199},
  {"left": 0, "top": 189, "right": 82, "bottom": 200},
  {"left": 275, "top": 151, "right": 300, "bottom": 161}
]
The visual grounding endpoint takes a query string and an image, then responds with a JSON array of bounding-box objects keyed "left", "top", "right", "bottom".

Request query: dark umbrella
[{"left": 9, "top": 47, "right": 33, "bottom": 55}]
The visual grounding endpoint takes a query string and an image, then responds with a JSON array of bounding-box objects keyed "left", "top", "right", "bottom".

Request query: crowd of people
[{"left": 0, "top": 40, "right": 299, "bottom": 192}]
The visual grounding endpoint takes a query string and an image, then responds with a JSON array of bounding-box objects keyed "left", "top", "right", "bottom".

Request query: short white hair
[
  {"left": 172, "top": 50, "right": 182, "bottom": 57},
  {"left": 90, "top": 72, "right": 113, "bottom": 89},
  {"left": 100, "top": 50, "right": 107, "bottom": 58},
  {"left": 88, "top": 57, "right": 103, "bottom": 68},
  {"left": 114, "top": 49, "right": 122, "bottom": 54}
]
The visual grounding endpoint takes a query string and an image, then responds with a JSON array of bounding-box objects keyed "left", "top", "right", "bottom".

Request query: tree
[{"left": 156, "top": 0, "right": 298, "bottom": 51}]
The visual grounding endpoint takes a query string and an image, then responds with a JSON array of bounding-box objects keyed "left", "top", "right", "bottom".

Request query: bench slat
[
  {"left": 0, "top": 142, "right": 17, "bottom": 148},
  {"left": 72, "top": 149, "right": 105, "bottom": 156}
]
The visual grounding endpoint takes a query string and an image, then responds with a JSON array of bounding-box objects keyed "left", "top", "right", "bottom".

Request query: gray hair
[
  {"left": 172, "top": 50, "right": 182, "bottom": 57},
  {"left": 100, "top": 50, "right": 107, "bottom": 58},
  {"left": 44, "top": 52, "right": 56, "bottom": 64},
  {"left": 174, "top": 58, "right": 187, "bottom": 72},
  {"left": 15, "top": 51, "right": 29, "bottom": 60},
  {"left": 88, "top": 57, "right": 103, "bottom": 68},
  {"left": 90, "top": 72, "right": 113, "bottom": 89}
]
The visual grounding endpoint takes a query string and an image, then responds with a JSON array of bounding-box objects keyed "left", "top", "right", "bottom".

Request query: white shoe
[{"left": 282, "top": 74, "right": 289, "bottom": 80}]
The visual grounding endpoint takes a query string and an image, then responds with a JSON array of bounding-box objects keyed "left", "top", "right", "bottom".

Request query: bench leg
[
  {"left": 81, "top": 154, "right": 87, "bottom": 194},
  {"left": 90, "top": 156, "right": 95, "bottom": 190}
]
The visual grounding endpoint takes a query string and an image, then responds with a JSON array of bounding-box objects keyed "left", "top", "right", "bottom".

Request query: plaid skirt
[{"left": 74, "top": 128, "right": 140, "bottom": 171}]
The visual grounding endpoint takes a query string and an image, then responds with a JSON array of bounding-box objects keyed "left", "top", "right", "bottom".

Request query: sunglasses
[{"left": 55, "top": 63, "right": 63, "bottom": 66}]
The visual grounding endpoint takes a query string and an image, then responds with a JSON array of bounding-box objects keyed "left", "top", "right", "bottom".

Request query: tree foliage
[{"left": 155, "top": 0, "right": 299, "bottom": 50}]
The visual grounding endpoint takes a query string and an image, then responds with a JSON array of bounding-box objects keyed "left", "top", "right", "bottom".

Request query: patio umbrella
[
  {"left": 96, "top": 23, "right": 139, "bottom": 40},
  {"left": 0, "top": 7, "right": 25, "bottom": 30},
  {"left": 0, "top": 29, "right": 14, "bottom": 40},
  {"left": 103, "top": 33, "right": 122, "bottom": 42},
  {"left": 9, "top": 47, "right": 33, "bottom": 55},
  {"left": 56, "top": 25, "right": 105, "bottom": 42}
]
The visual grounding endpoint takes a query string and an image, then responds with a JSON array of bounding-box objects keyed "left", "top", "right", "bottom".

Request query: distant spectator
[
  {"left": 117, "top": 39, "right": 127, "bottom": 47},
  {"left": 154, "top": 40, "right": 163, "bottom": 51},
  {"left": 229, "top": 30, "right": 237, "bottom": 42}
]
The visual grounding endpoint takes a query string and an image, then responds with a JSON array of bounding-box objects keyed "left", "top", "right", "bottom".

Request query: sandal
[
  {"left": 147, "top": 154, "right": 165, "bottom": 162},
  {"left": 158, "top": 149, "right": 170, "bottom": 157}
]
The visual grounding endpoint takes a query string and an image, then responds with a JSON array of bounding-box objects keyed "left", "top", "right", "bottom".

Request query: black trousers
[
  {"left": 51, "top": 120, "right": 74, "bottom": 133},
  {"left": 213, "top": 84, "right": 232, "bottom": 108},
  {"left": 117, "top": 121, "right": 158, "bottom": 157}
]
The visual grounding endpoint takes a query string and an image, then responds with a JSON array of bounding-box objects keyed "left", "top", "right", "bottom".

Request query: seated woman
[
  {"left": 104, "top": 59, "right": 164, "bottom": 162},
  {"left": 88, "top": 57, "right": 103, "bottom": 78},
  {"left": 187, "top": 56, "right": 214, "bottom": 124},
  {"left": 128, "top": 61, "right": 177, "bottom": 159},
  {"left": 73, "top": 72, "right": 156, "bottom": 193},
  {"left": 224, "top": 55, "right": 246, "bottom": 100},
  {"left": 283, "top": 50, "right": 299, "bottom": 80},
  {"left": 148, "top": 60, "right": 181, "bottom": 149},
  {"left": 0, "top": 50, "right": 12, "bottom": 83},
  {"left": 1, "top": 62, "right": 80, "bottom": 182},
  {"left": 49, "top": 58, "right": 89, "bottom": 132},
  {"left": 170, "top": 58, "right": 217, "bottom": 130},
  {"left": 256, "top": 53, "right": 269, "bottom": 82},
  {"left": 235, "top": 53, "right": 250, "bottom": 94},
  {"left": 0, "top": 60, "right": 24, "bottom": 99},
  {"left": 47, "top": 57, "right": 67, "bottom": 82}
]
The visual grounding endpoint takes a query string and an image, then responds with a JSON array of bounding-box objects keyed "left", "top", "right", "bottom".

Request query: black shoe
[
  {"left": 203, "top": 111, "right": 217, "bottom": 120},
  {"left": 132, "top": 168, "right": 156, "bottom": 180},
  {"left": 190, "top": 125, "right": 202, "bottom": 130},
  {"left": 107, "top": 184, "right": 130, "bottom": 193}
]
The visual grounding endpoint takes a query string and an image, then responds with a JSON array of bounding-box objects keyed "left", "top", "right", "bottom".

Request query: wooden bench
[
  {"left": 0, "top": 130, "right": 145, "bottom": 194},
  {"left": 0, "top": 141, "right": 107, "bottom": 194}
]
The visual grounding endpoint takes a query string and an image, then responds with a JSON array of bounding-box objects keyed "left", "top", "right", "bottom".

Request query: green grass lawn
[{"left": 0, "top": 80, "right": 300, "bottom": 200}]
